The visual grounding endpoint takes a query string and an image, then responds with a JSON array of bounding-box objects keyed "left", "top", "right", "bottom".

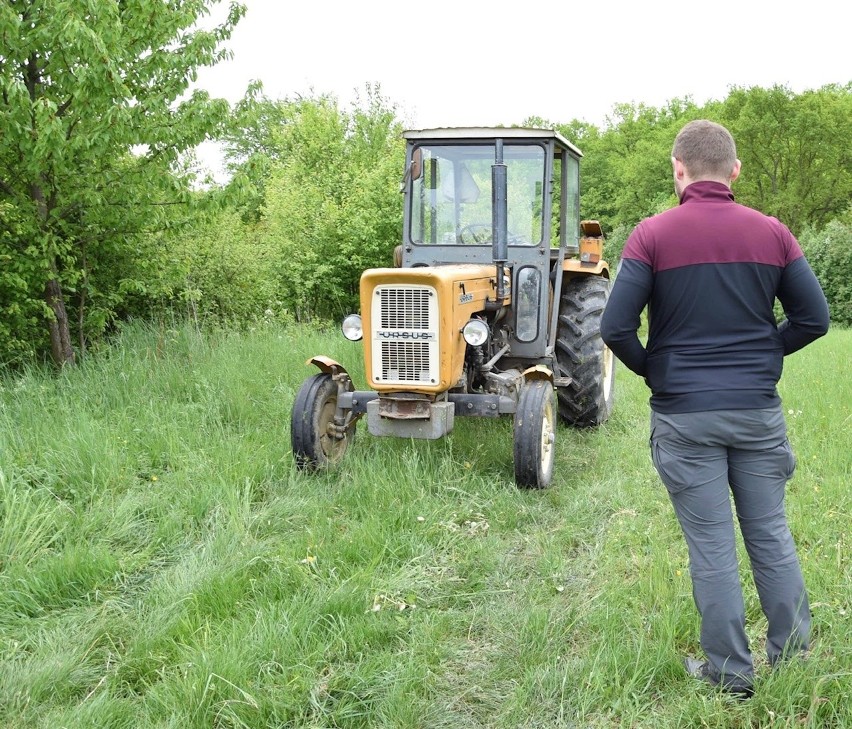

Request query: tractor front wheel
[
  {"left": 291, "top": 373, "right": 355, "bottom": 469},
  {"left": 513, "top": 379, "right": 556, "bottom": 489}
]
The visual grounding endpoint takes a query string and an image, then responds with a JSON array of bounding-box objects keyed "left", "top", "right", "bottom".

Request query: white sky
[{"left": 193, "top": 0, "right": 851, "bottom": 177}]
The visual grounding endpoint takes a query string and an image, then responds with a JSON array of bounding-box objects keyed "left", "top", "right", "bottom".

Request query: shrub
[
  {"left": 800, "top": 213, "right": 852, "bottom": 327},
  {"left": 157, "top": 208, "right": 285, "bottom": 326}
]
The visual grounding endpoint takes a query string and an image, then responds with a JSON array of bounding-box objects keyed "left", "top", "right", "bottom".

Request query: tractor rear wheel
[
  {"left": 556, "top": 275, "right": 615, "bottom": 426},
  {"left": 291, "top": 373, "right": 354, "bottom": 469},
  {"left": 513, "top": 379, "right": 556, "bottom": 489}
]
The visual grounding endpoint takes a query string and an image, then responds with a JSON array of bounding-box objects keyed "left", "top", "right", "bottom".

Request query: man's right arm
[{"left": 601, "top": 257, "right": 653, "bottom": 377}]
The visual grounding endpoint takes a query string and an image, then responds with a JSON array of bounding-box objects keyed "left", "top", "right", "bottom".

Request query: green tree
[
  {"left": 721, "top": 84, "right": 852, "bottom": 235},
  {"left": 540, "top": 118, "right": 613, "bottom": 228},
  {"left": 215, "top": 82, "right": 296, "bottom": 222},
  {"left": 258, "top": 89, "right": 405, "bottom": 321},
  {"left": 0, "top": 0, "right": 245, "bottom": 365},
  {"left": 591, "top": 99, "right": 700, "bottom": 232}
]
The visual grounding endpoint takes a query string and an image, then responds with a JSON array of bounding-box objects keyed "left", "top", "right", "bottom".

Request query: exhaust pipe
[{"left": 492, "top": 139, "right": 508, "bottom": 302}]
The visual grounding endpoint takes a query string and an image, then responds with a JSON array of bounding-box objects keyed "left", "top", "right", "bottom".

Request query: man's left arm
[{"left": 776, "top": 256, "right": 830, "bottom": 355}]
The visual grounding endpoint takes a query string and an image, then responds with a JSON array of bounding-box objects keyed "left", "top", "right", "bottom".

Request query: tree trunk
[
  {"left": 30, "top": 175, "right": 76, "bottom": 366},
  {"left": 45, "top": 274, "right": 76, "bottom": 367}
]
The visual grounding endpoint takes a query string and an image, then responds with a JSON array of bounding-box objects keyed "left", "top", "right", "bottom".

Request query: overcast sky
[{"left": 192, "top": 0, "right": 850, "bottom": 177}]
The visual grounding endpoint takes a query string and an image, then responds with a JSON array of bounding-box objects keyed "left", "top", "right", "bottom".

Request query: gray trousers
[{"left": 650, "top": 407, "right": 810, "bottom": 689}]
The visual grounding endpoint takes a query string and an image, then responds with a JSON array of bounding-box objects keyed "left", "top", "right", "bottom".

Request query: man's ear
[
  {"left": 672, "top": 157, "right": 686, "bottom": 180},
  {"left": 730, "top": 159, "right": 742, "bottom": 183}
]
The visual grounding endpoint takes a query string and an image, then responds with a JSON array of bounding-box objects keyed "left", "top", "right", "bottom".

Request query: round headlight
[
  {"left": 342, "top": 314, "right": 363, "bottom": 341},
  {"left": 462, "top": 318, "right": 489, "bottom": 346}
]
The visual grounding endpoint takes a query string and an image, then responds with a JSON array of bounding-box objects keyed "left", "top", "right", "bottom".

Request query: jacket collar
[{"left": 679, "top": 180, "right": 736, "bottom": 204}]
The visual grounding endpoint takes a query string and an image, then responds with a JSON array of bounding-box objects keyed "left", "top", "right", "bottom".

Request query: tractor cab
[{"left": 400, "top": 127, "right": 584, "bottom": 361}]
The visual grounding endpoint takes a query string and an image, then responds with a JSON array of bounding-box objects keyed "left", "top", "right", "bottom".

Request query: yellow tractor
[{"left": 291, "top": 127, "right": 614, "bottom": 488}]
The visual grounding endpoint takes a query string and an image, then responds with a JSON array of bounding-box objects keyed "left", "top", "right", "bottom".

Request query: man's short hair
[{"left": 672, "top": 120, "right": 737, "bottom": 179}]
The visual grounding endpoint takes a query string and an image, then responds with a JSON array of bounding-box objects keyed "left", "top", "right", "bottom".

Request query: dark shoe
[{"left": 683, "top": 657, "right": 754, "bottom": 700}]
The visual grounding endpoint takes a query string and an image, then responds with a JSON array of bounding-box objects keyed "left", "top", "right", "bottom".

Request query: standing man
[{"left": 600, "top": 119, "right": 829, "bottom": 698}]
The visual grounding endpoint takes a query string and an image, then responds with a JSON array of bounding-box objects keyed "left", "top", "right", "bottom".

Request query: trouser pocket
[{"left": 650, "top": 437, "right": 694, "bottom": 495}]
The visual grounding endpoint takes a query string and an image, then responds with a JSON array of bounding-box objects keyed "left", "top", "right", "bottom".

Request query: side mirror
[{"left": 411, "top": 148, "right": 422, "bottom": 181}]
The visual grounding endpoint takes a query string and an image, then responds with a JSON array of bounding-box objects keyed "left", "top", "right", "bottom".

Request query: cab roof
[{"left": 402, "top": 127, "right": 583, "bottom": 157}]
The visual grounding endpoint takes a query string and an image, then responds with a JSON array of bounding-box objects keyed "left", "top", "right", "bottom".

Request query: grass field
[{"left": 1, "top": 322, "right": 849, "bottom": 728}]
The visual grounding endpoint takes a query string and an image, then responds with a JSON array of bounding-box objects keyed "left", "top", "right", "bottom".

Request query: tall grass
[{"left": 0, "top": 321, "right": 849, "bottom": 728}]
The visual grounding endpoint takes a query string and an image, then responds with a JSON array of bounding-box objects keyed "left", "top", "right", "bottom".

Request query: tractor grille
[
  {"left": 371, "top": 285, "right": 439, "bottom": 385},
  {"left": 379, "top": 288, "right": 431, "bottom": 329},
  {"left": 379, "top": 341, "right": 431, "bottom": 381}
]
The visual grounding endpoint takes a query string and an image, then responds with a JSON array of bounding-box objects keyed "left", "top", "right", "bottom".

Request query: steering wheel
[
  {"left": 458, "top": 224, "right": 529, "bottom": 246},
  {"left": 458, "top": 224, "right": 492, "bottom": 244}
]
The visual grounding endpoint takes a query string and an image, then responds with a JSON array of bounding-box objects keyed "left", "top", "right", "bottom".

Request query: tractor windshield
[{"left": 409, "top": 143, "right": 545, "bottom": 246}]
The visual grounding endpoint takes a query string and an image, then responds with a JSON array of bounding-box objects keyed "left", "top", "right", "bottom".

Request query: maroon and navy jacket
[{"left": 600, "top": 181, "right": 830, "bottom": 414}]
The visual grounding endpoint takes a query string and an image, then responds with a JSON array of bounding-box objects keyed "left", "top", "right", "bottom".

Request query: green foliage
[
  {"left": 549, "top": 86, "right": 851, "bottom": 243},
  {"left": 3, "top": 43, "right": 849, "bottom": 364},
  {"left": 721, "top": 84, "right": 852, "bottom": 236},
  {"left": 800, "top": 211, "right": 852, "bottom": 326},
  {"left": 218, "top": 82, "right": 300, "bottom": 222},
  {"left": 139, "top": 88, "right": 406, "bottom": 326},
  {"left": 146, "top": 205, "right": 288, "bottom": 326},
  {"left": 258, "top": 88, "right": 405, "bottom": 321},
  {"left": 556, "top": 99, "right": 697, "bottom": 233},
  {"left": 0, "top": 202, "right": 47, "bottom": 365},
  {"left": 0, "top": 0, "right": 246, "bottom": 365},
  {"left": 602, "top": 223, "right": 632, "bottom": 266}
]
